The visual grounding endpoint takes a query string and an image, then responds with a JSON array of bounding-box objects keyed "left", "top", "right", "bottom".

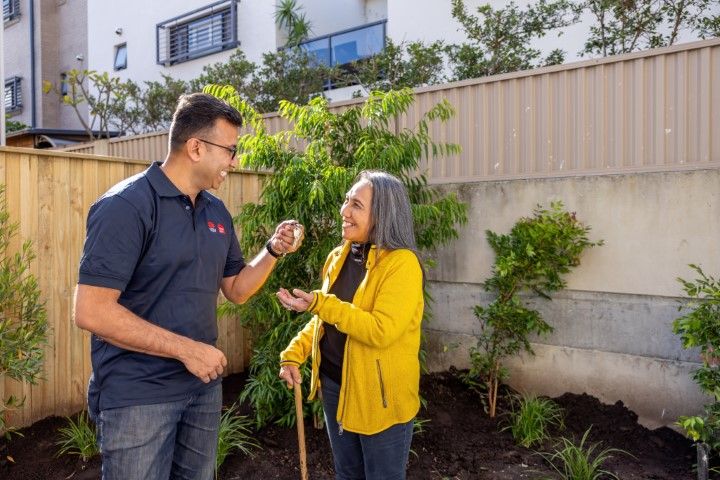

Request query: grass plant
[
  {"left": 55, "top": 411, "right": 99, "bottom": 462},
  {"left": 538, "top": 427, "right": 628, "bottom": 480},
  {"left": 502, "top": 394, "right": 564, "bottom": 448},
  {"left": 216, "top": 403, "right": 260, "bottom": 476}
]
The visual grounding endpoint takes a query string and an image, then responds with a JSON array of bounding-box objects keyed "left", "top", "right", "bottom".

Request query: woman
[{"left": 277, "top": 170, "right": 424, "bottom": 480}]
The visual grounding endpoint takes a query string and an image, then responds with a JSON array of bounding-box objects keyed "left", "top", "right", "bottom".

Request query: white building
[
  {"left": 86, "top": 0, "right": 591, "bottom": 102},
  {"left": 3, "top": 0, "right": 714, "bottom": 140}
]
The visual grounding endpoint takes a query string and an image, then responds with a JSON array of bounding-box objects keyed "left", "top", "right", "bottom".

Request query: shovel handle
[{"left": 294, "top": 382, "right": 308, "bottom": 480}]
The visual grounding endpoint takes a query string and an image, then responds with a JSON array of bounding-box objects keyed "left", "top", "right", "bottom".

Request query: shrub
[
  {"left": 55, "top": 411, "right": 99, "bottom": 462},
  {"left": 468, "top": 202, "right": 602, "bottom": 417},
  {"left": 502, "top": 394, "right": 564, "bottom": 448},
  {"left": 673, "top": 265, "right": 720, "bottom": 454},
  {"left": 0, "top": 184, "right": 49, "bottom": 437}
]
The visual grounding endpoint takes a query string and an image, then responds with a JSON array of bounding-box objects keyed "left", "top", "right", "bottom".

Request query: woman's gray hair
[{"left": 356, "top": 170, "right": 417, "bottom": 252}]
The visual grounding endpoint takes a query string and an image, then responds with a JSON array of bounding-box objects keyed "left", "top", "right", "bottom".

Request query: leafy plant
[
  {"left": 348, "top": 38, "right": 447, "bottom": 95},
  {"left": 0, "top": 185, "right": 49, "bottom": 437},
  {"left": 579, "top": 0, "right": 718, "bottom": 57},
  {"left": 205, "top": 84, "right": 467, "bottom": 427},
  {"left": 216, "top": 403, "right": 260, "bottom": 477},
  {"left": 538, "top": 427, "right": 628, "bottom": 480},
  {"left": 448, "top": 0, "right": 580, "bottom": 81},
  {"left": 673, "top": 265, "right": 720, "bottom": 453},
  {"left": 468, "top": 202, "right": 602, "bottom": 417},
  {"left": 502, "top": 394, "right": 564, "bottom": 448},
  {"left": 275, "top": 0, "right": 313, "bottom": 47},
  {"left": 4, "top": 116, "right": 28, "bottom": 133},
  {"left": 55, "top": 411, "right": 99, "bottom": 462}
]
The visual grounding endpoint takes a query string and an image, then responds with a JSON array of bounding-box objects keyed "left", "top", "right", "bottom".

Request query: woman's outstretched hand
[{"left": 277, "top": 288, "right": 313, "bottom": 312}]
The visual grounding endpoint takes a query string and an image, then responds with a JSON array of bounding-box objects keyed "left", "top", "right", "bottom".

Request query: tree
[
  {"left": 579, "top": 0, "right": 718, "bottom": 57},
  {"left": 248, "top": 48, "right": 341, "bottom": 113},
  {"left": 448, "top": 0, "right": 580, "bottom": 81},
  {"left": 347, "top": 39, "right": 447, "bottom": 95},
  {"left": 0, "top": 185, "right": 48, "bottom": 436},
  {"left": 275, "top": 0, "right": 313, "bottom": 47},
  {"left": 467, "top": 202, "right": 601, "bottom": 417},
  {"left": 43, "top": 69, "right": 139, "bottom": 140},
  {"left": 205, "top": 84, "right": 467, "bottom": 427},
  {"left": 139, "top": 75, "right": 191, "bottom": 133}
]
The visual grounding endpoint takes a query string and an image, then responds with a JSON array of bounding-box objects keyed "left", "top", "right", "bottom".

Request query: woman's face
[{"left": 340, "top": 180, "right": 373, "bottom": 243}]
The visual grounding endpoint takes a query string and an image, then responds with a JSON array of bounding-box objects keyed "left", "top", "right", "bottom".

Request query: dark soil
[{"left": 0, "top": 369, "right": 698, "bottom": 479}]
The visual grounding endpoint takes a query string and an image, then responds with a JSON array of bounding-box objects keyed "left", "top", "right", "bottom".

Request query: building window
[
  {"left": 157, "top": 0, "right": 238, "bottom": 66},
  {"left": 114, "top": 43, "right": 127, "bottom": 70},
  {"left": 298, "top": 20, "right": 386, "bottom": 68},
  {"left": 4, "top": 76, "right": 22, "bottom": 113},
  {"left": 3, "top": 0, "right": 20, "bottom": 22}
]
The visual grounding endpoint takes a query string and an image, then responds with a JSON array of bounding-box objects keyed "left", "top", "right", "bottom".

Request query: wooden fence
[
  {"left": 0, "top": 147, "right": 266, "bottom": 428},
  {"left": 62, "top": 38, "right": 720, "bottom": 180}
]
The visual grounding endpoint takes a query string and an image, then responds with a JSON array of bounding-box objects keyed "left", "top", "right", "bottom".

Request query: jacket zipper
[
  {"left": 338, "top": 339, "right": 351, "bottom": 435},
  {"left": 376, "top": 359, "right": 388, "bottom": 408}
]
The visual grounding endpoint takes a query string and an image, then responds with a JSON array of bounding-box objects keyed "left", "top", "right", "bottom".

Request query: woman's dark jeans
[{"left": 321, "top": 374, "right": 413, "bottom": 480}]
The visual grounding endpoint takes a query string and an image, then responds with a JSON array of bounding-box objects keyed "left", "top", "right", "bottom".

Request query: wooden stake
[{"left": 294, "top": 382, "right": 308, "bottom": 480}]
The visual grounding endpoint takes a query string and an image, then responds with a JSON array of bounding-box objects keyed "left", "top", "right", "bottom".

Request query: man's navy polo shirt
[{"left": 79, "top": 162, "right": 245, "bottom": 412}]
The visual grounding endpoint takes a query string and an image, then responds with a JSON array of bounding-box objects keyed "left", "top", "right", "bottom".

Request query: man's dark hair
[{"left": 168, "top": 93, "right": 243, "bottom": 152}]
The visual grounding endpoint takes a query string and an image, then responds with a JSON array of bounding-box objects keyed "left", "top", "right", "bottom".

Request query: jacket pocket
[{"left": 376, "top": 359, "right": 388, "bottom": 408}]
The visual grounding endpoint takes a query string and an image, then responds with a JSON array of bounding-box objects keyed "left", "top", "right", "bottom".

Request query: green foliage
[
  {"left": 205, "top": 85, "right": 467, "bottom": 427},
  {"left": 216, "top": 403, "right": 260, "bottom": 476},
  {"left": 249, "top": 48, "right": 341, "bottom": 113},
  {"left": 4, "top": 117, "right": 28, "bottom": 133},
  {"left": 138, "top": 75, "right": 191, "bottom": 133},
  {"left": 448, "top": 0, "right": 580, "bottom": 81},
  {"left": 275, "top": 0, "right": 313, "bottom": 47},
  {"left": 580, "top": 0, "right": 718, "bottom": 57},
  {"left": 673, "top": 265, "right": 720, "bottom": 451},
  {"left": 55, "top": 411, "right": 99, "bottom": 463},
  {"left": 502, "top": 394, "right": 564, "bottom": 448},
  {"left": 0, "top": 185, "right": 48, "bottom": 436},
  {"left": 348, "top": 39, "right": 447, "bottom": 94},
  {"left": 538, "top": 428, "right": 627, "bottom": 480},
  {"left": 469, "top": 202, "right": 601, "bottom": 417}
]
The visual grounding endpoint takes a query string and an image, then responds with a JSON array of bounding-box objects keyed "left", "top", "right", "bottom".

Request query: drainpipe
[{"left": 29, "top": 0, "right": 36, "bottom": 128}]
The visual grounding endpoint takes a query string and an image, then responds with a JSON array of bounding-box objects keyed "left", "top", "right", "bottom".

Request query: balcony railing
[
  {"left": 298, "top": 20, "right": 387, "bottom": 68},
  {"left": 156, "top": 0, "right": 239, "bottom": 66}
]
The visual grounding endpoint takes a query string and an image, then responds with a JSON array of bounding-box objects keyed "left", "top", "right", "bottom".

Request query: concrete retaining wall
[{"left": 424, "top": 168, "right": 719, "bottom": 427}]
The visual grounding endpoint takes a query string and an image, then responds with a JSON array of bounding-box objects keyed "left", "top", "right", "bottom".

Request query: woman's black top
[{"left": 319, "top": 242, "right": 372, "bottom": 385}]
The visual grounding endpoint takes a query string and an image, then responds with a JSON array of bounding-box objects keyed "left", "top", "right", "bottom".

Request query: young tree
[
  {"left": 205, "top": 84, "right": 467, "bottom": 427},
  {"left": 448, "top": 0, "right": 580, "bottom": 81},
  {"left": 0, "top": 185, "right": 48, "bottom": 436},
  {"left": 468, "top": 202, "right": 601, "bottom": 417}
]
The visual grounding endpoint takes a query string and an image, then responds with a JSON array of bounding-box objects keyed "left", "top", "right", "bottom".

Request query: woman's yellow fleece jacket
[{"left": 280, "top": 241, "right": 424, "bottom": 435}]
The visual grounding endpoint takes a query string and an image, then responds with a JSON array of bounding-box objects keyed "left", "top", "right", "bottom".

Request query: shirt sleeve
[
  {"left": 223, "top": 218, "right": 245, "bottom": 277},
  {"left": 78, "top": 195, "right": 146, "bottom": 291}
]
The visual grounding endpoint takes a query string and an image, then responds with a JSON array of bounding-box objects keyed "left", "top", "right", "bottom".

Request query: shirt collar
[{"left": 146, "top": 162, "right": 208, "bottom": 203}]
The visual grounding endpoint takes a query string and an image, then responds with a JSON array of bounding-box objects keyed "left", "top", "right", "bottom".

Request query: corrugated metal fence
[
  {"left": 0, "top": 148, "right": 265, "bottom": 428},
  {"left": 62, "top": 38, "right": 720, "bottom": 180}
]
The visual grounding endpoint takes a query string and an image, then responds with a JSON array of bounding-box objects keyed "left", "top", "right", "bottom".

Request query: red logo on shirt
[
  {"left": 207, "top": 221, "right": 217, "bottom": 233},
  {"left": 217, "top": 223, "right": 226, "bottom": 234}
]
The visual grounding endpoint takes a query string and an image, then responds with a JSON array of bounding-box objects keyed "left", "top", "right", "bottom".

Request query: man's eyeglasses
[{"left": 195, "top": 138, "right": 237, "bottom": 160}]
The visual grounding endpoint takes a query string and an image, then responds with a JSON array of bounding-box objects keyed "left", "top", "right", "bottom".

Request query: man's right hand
[
  {"left": 279, "top": 364, "right": 301, "bottom": 388},
  {"left": 180, "top": 340, "right": 227, "bottom": 383}
]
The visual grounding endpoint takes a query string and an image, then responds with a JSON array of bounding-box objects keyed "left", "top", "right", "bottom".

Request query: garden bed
[{"left": 0, "top": 369, "right": 696, "bottom": 479}]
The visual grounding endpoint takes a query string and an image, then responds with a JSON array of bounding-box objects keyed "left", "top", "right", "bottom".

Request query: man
[{"left": 74, "top": 93, "right": 300, "bottom": 480}]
